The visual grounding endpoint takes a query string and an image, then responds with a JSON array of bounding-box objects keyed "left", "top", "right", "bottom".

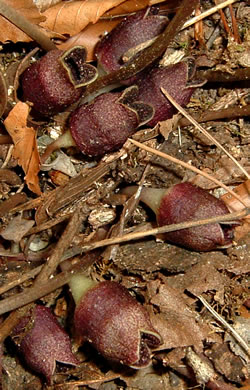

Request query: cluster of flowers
[
  {"left": 21, "top": 8, "right": 198, "bottom": 157},
  {"left": 14, "top": 8, "right": 237, "bottom": 383}
]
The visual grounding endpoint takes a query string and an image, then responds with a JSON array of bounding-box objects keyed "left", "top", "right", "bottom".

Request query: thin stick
[
  {"left": 35, "top": 207, "right": 82, "bottom": 283},
  {"left": 129, "top": 138, "right": 248, "bottom": 207},
  {"left": 79, "top": 208, "right": 248, "bottom": 252},
  {"left": 178, "top": 104, "right": 250, "bottom": 127},
  {"left": 0, "top": 265, "right": 42, "bottom": 295},
  {"left": 196, "top": 68, "right": 250, "bottom": 83},
  {"left": 199, "top": 295, "right": 250, "bottom": 357},
  {"left": 229, "top": 4, "right": 241, "bottom": 43},
  {"left": 182, "top": 0, "right": 239, "bottom": 30},
  {"left": 0, "top": 0, "right": 56, "bottom": 51},
  {"left": 161, "top": 88, "right": 250, "bottom": 180}
]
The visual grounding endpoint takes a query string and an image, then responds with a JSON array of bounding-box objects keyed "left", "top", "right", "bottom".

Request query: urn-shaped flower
[
  {"left": 12, "top": 305, "right": 79, "bottom": 383},
  {"left": 71, "top": 278, "right": 162, "bottom": 367},
  {"left": 21, "top": 47, "right": 97, "bottom": 115}
]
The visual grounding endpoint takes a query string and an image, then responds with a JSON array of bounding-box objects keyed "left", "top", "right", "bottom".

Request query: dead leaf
[
  {"left": 59, "top": 19, "right": 120, "bottom": 61},
  {"left": 0, "top": 214, "right": 34, "bottom": 242},
  {"left": 41, "top": 0, "right": 127, "bottom": 35},
  {"left": 104, "top": 0, "right": 180, "bottom": 16},
  {"left": 148, "top": 281, "right": 216, "bottom": 350},
  {"left": 0, "top": 0, "right": 45, "bottom": 43},
  {"left": 3, "top": 102, "right": 41, "bottom": 195},
  {"left": 103, "top": 0, "right": 150, "bottom": 16}
]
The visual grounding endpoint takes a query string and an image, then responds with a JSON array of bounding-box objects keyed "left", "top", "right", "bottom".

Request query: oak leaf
[
  {"left": 0, "top": 0, "right": 45, "bottom": 43},
  {"left": 4, "top": 102, "right": 41, "bottom": 196},
  {"left": 40, "top": 0, "right": 127, "bottom": 35}
]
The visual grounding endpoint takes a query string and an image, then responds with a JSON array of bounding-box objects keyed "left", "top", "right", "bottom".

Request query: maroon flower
[
  {"left": 41, "top": 86, "right": 154, "bottom": 162},
  {"left": 69, "top": 86, "right": 153, "bottom": 156},
  {"left": 73, "top": 280, "right": 162, "bottom": 368},
  {"left": 21, "top": 46, "right": 97, "bottom": 115},
  {"left": 12, "top": 305, "right": 79, "bottom": 383},
  {"left": 96, "top": 8, "right": 168, "bottom": 80},
  {"left": 123, "top": 182, "right": 237, "bottom": 251},
  {"left": 136, "top": 60, "right": 203, "bottom": 127}
]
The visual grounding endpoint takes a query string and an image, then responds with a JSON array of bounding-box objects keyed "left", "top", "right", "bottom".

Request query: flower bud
[
  {"left": 70, "top": 276, "right": 162, "bottom": 368},
  {"left": 96, "top": 8, "right": 168, "bottom": 79},
  {"left": 41, "top": 86, "right": 154, "bottom": 162},
  {"left": 136, "top": 60, "right": 203, "bottom": 127},
  {"left": 21, "top": 47, "right": 97, "bottom": 115},
  {"left": 12, "top": 305, "right": 79, "bottom": 383},
  {"left": 123, "top": 182, "right": 237, "bottom": 251}
]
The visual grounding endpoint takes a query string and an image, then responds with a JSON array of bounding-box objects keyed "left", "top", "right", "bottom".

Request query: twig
[
  {"left": 178, "top": 104, "right": 250, "bottom": 127},
  {"left": 182, "top": 0, "right": 239, "bottom": 30},
  {"left": 215, "top": 0, "right": 233, "bottom": 37},
  {"left": 128, "top": 138, "right": 248, "bottom": 207},
  {"left": 161, "top": 88, "right": 250, "bottom": 180},
  {"left": 78, "top": 208, "right": 248, "bottom": 252},
  {"left": 196, "top": 68, "right": 250, "bottom": 83},
  {"left": 229, "top": 4, "right": 241, "bottom": 43},
  {"left": 0, "top": 0, "right": 56, "bottom": 51},
  {"left": 198, "top": 295, "right": 250, "bottom": 357},
  {"left": 0, "top": 251, "right": 103, "bottom": 315},
  {"left": 35, "top": 208, "right": 83, "bottom": 283}
]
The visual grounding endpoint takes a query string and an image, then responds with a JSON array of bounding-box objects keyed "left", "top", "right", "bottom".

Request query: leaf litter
[{"left": 0, "top": 1, "right": 249, "bottom": 389}]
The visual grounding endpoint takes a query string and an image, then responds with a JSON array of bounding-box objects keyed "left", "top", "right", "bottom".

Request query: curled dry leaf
[
  {"left": 221, "top": 179, "right": 250, "bottom": 218},
  {"left": 41, "top": 0, "right": 127, "bottom": 35},
  {"left": 59, "top": 19, "right": 120, "bottom": 61},
  {"left": 3, "top": 102, "right": 41, "bottom": 195},
  {"left": 0, "top": 0, "right": 45, "bottom": 43},
  {"left": 221, "top": 179, "right": 250, "bottom": 240}
]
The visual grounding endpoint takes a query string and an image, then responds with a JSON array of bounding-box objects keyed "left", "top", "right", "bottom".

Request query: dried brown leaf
[
  {"left": 41, "top": 0, "right": 127, "bottom": 35},
  {"left": 59, "top": 19, "right": 119, "bottom": 60},
  {"left": 148, "top": 281, "right": 216, "bottom": 350},
  {"left": 103, "top": 0, "right": 150, "bottom": 16},
  {"left": 0, "top": 214, "right": 34, "bottom": 242},
  {"left": 3, "top": 102, "right": 41, "bottom": 196},
  {"left": 0, "top": 0, "right": 45, "bottom": 43},
  {"left": 104, "top": 0, "right": 180, "bottom": 16}
]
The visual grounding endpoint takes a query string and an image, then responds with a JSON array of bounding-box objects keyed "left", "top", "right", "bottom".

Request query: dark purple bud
[
  {"left": 123, "top": 183, "right": 236, "bottom": 251},
  {"left": 21, "top": 46, "right": 97, "bottom": 115},
  {"left": 72, "top": 278, "right": 161, "bottom": 368},
  {"left": 41, "top": 86, "right": 154, "bottom": 162},
  {"left": 137, "top": 60, "right": 204, "bottom": 127},
  {"left": 12, "top": 305, "right": 79, "bottom": 383},
  {"left": 69, "top": 86, "right": 153, "bottom": 156},
  {"left": 95, "top": 8, "right": 168, "bottom": 82}
]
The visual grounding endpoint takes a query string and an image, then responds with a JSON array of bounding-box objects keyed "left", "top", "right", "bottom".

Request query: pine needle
[
  {"left": 161, "top": 88, "right": 250, "bottom": 180},
  {"left": 182, "top": 0, "right": 239, "bottom": 30},
  {"left": 199, "top": 295, "right": 250, "bottom": 357}
]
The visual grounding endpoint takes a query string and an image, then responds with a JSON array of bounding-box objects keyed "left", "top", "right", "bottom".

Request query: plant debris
[{"left": 0, "top": 1, "right": 249, "bottom": 389}]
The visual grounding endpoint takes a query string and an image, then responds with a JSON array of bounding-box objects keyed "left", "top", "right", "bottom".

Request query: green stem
[{"left": 69, "top": 275, "right": 97, "bottom": 305}]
